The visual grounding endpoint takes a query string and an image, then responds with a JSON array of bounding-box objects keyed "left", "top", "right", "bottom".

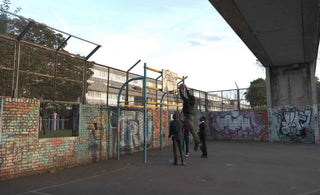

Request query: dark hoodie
[{"left": 179, "top": 87, "right": 195, "bottom": 116}]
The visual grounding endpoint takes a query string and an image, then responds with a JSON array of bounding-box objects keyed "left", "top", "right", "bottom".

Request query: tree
[
  {"left": 316, "top": 76, "right": 320, "bottom": 104},
  {"left": 1, "top": 0, "right": 93, "bottom": 135},
  {"left": 245, "top": 78, "right": 267, "bottom": 108},
  {"left": 0, "top": 0, "right": 93, "bottom": 101}
]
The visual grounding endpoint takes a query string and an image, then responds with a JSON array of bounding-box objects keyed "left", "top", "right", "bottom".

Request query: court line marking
[
  {"left": 32, "top": 191, "right": 54, "bottom": 195},
  {"left": 299, "top": 188, "right": 320, "bottom": 195},
  {"left": 16, "top": 165, "right": 132, "bottom": 195}
]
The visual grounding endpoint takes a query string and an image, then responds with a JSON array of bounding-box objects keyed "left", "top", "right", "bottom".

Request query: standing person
[
  {"left": 199, "top": 116, "right": 208, "bottom": 158},
  {"left": 169, "top": 112, "right": 185, "bottom": 165},
  {"left": 179, "top": 83, "right": 201, "bottom": 151}
]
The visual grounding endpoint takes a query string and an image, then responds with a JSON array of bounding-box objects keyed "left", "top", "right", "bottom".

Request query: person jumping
[{"left": 179, "top": 83, "right": 201, "bottom": 151}]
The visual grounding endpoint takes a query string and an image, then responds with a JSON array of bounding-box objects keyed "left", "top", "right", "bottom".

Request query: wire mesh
[
  {"left": 20, "top": 42, "right": 55, "bottom": 74},
  {"left": 0, "top": 11, "right": 257, "bottom": 112},
  {"left": 0, "top": 38, "right": 15, "bottom": 68},
  {"left": 0, "top": 11, "right": 25, "bottom": 37},
  {"left": 18, "top": 72, "right": 54, "bottom": 99},
  {"left": 208, "top": 88, "right": 251, "bottom": 111},
  {"left": 0, "top": 69, "right": 12, "bottom": 96},
  {"left": 0, "top": 38, "right": 15, "bottom": 96}
]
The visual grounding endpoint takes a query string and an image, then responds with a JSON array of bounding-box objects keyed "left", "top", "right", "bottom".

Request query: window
[{"left": 39, "top": 102, "right": 79, "bottom": 138}]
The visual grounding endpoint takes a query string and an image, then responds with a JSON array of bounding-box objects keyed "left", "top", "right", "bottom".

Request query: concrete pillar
[
  {"left": 267, "top": 63, "right": 315, "bottom": 106},
  {"left": 266, "top": 62, "right": 319, "bottom": 144}
]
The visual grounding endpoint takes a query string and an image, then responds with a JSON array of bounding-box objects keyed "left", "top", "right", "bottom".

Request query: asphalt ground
[{"left": 1, "top": 140, "right": 320, "bottom": 195}]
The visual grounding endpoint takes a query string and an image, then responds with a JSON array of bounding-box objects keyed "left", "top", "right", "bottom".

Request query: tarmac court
[{"left": 1, "top": 140, "right": 320, "bottom": 195}]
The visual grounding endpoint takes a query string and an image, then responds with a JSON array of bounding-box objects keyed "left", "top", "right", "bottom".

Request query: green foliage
[
  {"left": 0, "top": 0, "right": 93, "bottom": 101},
  {"left": 316, "top": 76, "right": 320, "bottom": 104},
  {"left": 245, "top": 78, "right": 267, "bottom": 108},
  {"left": 39, "top": 130, "right": 73, "bottom": 138}
]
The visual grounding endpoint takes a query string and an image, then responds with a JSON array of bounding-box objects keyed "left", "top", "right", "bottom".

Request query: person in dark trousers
[
  {"left": 169, "top": 112, "right": 185, "bottom": 165},
  {"left": 179, "top": 83, "right": 201, "bottom": 151},
  {"left": 183, "top": 120, "right": 190, "bottom": 157},
  {"left": 198, "top": 116, "right": 208, "bottom": 158}
]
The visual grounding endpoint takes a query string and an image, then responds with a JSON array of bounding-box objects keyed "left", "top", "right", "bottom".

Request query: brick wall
[{"left": 0, "top": 98, "right": 169, "bottom": 180}]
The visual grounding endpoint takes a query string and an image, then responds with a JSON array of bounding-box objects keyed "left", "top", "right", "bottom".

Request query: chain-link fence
[
  {"left": 0, "top": 11, "right": 260, "bottom": 113},
  {"left": 1, "top": 11, "right": 262, "bottom": 138}
]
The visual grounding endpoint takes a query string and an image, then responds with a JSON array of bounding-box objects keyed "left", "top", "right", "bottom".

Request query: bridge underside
[
  {"left": 209, "top": 0, "right": 320, "bottom": 67},
  {"left": 209, "top": 0, "right": 320, "bottom": 143},
  {"left": 209, "top": 0, "right": 320, "bottom": 107}
]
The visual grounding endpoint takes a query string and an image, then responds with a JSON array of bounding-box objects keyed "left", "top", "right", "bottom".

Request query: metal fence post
[
  {"left": 126, "top": 60, "right": 141, "bottom": 105},
  {"left": 205, "top": 92, "right": 208, "bottom": 112},
  {"left": 12, "top": 41, "right": 20, "bottom": 98},
  {"left": 237, "top": 88, "right": 240, "bottom": 111},
  {"left": 106, "top": 67, "right": 110, "bottom": 106},
  {"left": 82, "top": 60, "right": 87, "bottom": 104}
]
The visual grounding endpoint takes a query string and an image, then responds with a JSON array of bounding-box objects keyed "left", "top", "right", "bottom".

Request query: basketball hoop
[{"left": 162, "top": 70, "right": 177, "bottom": 93}]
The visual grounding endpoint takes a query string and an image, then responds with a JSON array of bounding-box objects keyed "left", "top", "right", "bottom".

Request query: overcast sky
[{"left": 9, "top": 0, "right": 274, "bottom": 91}]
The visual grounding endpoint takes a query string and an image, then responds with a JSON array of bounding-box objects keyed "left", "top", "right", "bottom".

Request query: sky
[{"left": 8, "top": 0, "right": 268, "bottom": 92}]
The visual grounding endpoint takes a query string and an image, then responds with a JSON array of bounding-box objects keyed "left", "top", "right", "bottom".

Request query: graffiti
[
  {"left": 275, "top": 107, "right": 314, "bottom": 143},
  {"left": 86, "top": 122, "right": 105, "bottom": 162},
  {"left": 0, "top": 142, "right": 37, "bottom": 167},
  {"left": 119, "top": 110, "right": 154, "bottom": 150},
  {"left": 0, "top": 97, "right": 2, "bottom": 143},
  {"left": 209, "top": 111, "right": 267, "bottom": 140},
  {"left": 0, "top": 99, "right": 170, "bottom": 180}
]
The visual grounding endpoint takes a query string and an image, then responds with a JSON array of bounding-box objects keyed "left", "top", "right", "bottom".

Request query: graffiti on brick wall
[
  {"left": 0, "top": 98, "right": 2, "bottom": 143},
  {"left": 152, "top": 110, "right": 169, "bottom": 147},
  {"left": 0, "top": 141, "right": 37, "bottom": 167},
  {"left": 273, "top": 106, "right": 314, "bottom": 143},
  {"left": 119, "top": 110, "right": 154, "bottom": 150},
  {"left": 86, "top": 123, "right": 104, "bottom": 162},
  {"left": 84, "top": 108, "right": 108, "bottom": 162},
  {"left": 209, "top": 111, "right": 267, "bottom": 140},
  {"left": 1, "top": 100, "right": 170, "bottom": 180},
  {"left": 38, "top": 138, "right": 77, "bottom": 170}
]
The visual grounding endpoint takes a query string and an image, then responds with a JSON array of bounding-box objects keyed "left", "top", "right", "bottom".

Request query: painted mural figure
[
  {"left": 169, "top": 113, "right": 185, "bottom": 165},
  {"left": 198, "top": 116, "right": 208, "bottom": 158},
  {"left": 179, "top": 83, "right": 201, "bottom": 151}
]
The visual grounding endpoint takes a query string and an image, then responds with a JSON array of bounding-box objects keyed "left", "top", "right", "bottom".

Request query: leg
[
  {"left": 184, "top": 115, "right": 201, "bottom": 150},
  {"left": 202, "top": 137, "right": 208, "bottom": 157},
  {"left": 200, "top": 135, "right": 207, "bottom": 158},
  {"left": 172, "top": 138, "right": 178, "bottom": 165},
  {"left": 184, "top": 134, "right": 189, "bottom": 157},
  {"left": 177, "top": 139, "right": 185, "bottom": 165}
]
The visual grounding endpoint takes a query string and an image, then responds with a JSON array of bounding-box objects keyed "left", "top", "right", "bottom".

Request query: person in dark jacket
[
  {"left": 198, "top": 116, "right": 208, "bottom": 158},
  {"left": 169, "top": 112, "right": 185, "bottom": 165},
  {"left": 179, "top": 83, "right": 201, "bottom": 151}
]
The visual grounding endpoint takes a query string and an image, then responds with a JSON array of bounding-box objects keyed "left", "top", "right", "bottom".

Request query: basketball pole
[{"left": 143, "top": 63, "right": 147, "bottom": 163}]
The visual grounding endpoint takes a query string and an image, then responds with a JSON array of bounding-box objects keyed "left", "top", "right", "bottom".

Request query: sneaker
[
  {"left": 181, "top": 162, "right": 186, "bottom": 166},
  {"left": 201, "top": 155, "right": 208, "bottom": 158},
  {"left": 184, "top": 153, "right": 190, "bottom": 158}
]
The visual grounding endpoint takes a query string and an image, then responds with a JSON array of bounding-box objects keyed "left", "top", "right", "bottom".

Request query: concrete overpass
[
  {"left": 209, "top": 0, "right": 320, "bottom": 143},
  {"left": 209, "top": 0, "right": 320, "bottom": 107}
]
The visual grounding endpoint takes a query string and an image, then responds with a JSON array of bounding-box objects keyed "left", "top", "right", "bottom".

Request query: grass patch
[{"left": 39, "top": 130, "right": 73, "bottom": 138}]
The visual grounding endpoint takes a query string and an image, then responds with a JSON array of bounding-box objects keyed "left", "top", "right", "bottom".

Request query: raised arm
[{"left": 179, "top": 84, "right": 187, "bottom": 101}]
